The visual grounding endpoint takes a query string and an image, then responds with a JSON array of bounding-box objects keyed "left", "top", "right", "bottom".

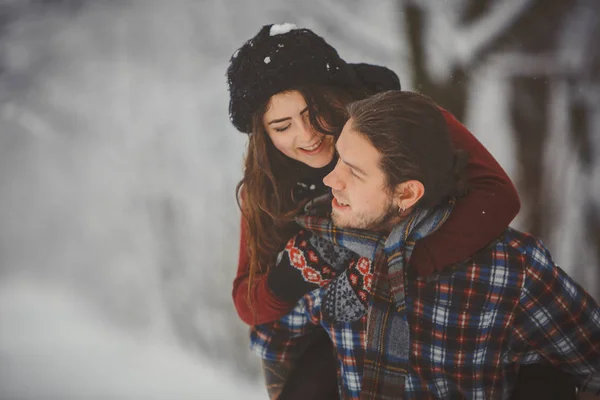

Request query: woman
[{"left": 226, "top": 24, "right": 575, "bottom": 400}]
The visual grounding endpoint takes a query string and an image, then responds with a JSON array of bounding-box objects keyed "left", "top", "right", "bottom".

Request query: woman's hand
[{"left": 267, "top": 228, "right": 347, "bottom": 302}]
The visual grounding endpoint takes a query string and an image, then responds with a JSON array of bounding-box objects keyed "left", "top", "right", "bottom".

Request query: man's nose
[{"left": 323, "top": 165, "right": 345, "bottom": 190}]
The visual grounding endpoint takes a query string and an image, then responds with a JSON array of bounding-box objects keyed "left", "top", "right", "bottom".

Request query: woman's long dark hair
[{"left": 236, "top": 85, "right": 357, "bottom": 313}]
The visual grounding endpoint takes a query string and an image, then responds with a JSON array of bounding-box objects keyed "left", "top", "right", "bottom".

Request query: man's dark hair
[{"left": 346, "top": 90, "right": 469, "bottom": 208}]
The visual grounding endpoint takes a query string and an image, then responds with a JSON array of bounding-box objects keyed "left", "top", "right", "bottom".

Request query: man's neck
[{"left": 373, "top": 214, "right": 408, "bottom": 235}]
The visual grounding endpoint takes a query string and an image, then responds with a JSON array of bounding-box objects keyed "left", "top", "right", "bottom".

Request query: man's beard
[{"left": 332, "top": 195, "right": 400, "bottom": 231}]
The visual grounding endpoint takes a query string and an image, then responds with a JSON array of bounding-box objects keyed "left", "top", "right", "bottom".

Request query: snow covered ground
[{"left": 0, "top": 278, "right": 266, "bottom": 400}]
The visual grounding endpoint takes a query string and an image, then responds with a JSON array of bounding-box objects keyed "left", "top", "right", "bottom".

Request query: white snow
[
  {"left": 270, "top": 23, "right": 297, "bottom": 36},
  {"left": 0, "top": 278, "right": 266, "bottom": 400},
  {"left": 0, "top": 1, "right": 262, "bottom": 397},
  {"left": 264, "top": 56, "right": 271, "bottom": 64}
]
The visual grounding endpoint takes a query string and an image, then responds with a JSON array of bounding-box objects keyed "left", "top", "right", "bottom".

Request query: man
[{"left": 251, "top": 91, "right": 600, "bottom": 399}]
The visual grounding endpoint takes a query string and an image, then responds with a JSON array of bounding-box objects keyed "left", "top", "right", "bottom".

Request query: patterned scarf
[{"left": 297, "top": 193, "right": 454, "bottom": 399}]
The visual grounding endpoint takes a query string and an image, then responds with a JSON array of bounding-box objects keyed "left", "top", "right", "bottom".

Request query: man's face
[{"left": 323, "top": 119, "right": 399, "bottom": 230}]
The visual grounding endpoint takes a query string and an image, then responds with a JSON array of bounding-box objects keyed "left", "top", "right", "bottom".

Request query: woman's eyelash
[{"left": 274, "top": 125, "right": 290, "bottom": 132}]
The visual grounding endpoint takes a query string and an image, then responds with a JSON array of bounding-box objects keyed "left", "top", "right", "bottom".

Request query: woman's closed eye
[{"left": 274, "top": 124, "right": 291, "bottom": 132}]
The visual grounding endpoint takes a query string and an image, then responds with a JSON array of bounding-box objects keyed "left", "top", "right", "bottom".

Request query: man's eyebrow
[
  {"left": 335, "top": 144, "right": 368, "bottom": 176},
  {"left": 344, "top": 160, "right": 368, "bottom": 176},
  {"left": 267, "top": 107, "right": 309, "bottom": 125}
]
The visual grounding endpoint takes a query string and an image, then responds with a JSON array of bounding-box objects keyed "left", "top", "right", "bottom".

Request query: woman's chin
[
  {"left": 294, "top": 137, "right": 334, "bottom": 168},
  {"left": 303, "top": 155, "right": 334, "bottom": 169},
  {"left": 300, "top": 149, "right": 334, "bottom": 169}
]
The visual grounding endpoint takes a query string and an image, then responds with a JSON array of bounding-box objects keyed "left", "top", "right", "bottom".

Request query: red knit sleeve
[
  {"left": 409, "top": 108, "right": 521, "bottom": 277},
  {"left": 232, "top": 216, "right": 295, "bottom": 325}
]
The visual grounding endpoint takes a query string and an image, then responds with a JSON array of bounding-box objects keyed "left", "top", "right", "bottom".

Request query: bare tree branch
[
  {"left": 557, "top": 0, "right": 600, "bottom": 76},
  {"left": 453, "top": 0, "right": 535, "bottom": 66},
  {"left": 287, "top": 0, "right": 402, "bottom": 63}
]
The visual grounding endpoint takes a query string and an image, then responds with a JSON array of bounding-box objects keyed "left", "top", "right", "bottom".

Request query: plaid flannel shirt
[{"left": 251, "top": 227, "right": 600, "bottom": 399}]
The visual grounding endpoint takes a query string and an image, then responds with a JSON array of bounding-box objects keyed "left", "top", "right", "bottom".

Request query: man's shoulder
[
  {"left": 496, "top": 228, "right": 550, "bottom": 260},
  {"left": 414, "top": 229, "right": 548, "bottom": 303},
  {"left": 449, "top": 227, "right": 543, "bottom": 272},
  {"left": 497, "top": 227, "right": 542, "bottom": 252},
  {"left": 466, "top": 227, "right": 553, "bottom": 274}
]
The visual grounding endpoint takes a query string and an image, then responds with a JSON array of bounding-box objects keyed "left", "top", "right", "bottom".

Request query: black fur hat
[{"left": 226, "top": 23, "right": 401, "bottom": 134}]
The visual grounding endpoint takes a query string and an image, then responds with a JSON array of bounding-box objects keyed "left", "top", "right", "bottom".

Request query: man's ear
[{"left": 393, "top": 180, "right": 425, "bottom": 211}]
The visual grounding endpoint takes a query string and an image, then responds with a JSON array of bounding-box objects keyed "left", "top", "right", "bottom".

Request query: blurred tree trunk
[
  {"left": 400, "top": 0, "right": 600, "bottom": 297},
  {"left": 404, "top": 3, "right": 468, "bottom": 120}
]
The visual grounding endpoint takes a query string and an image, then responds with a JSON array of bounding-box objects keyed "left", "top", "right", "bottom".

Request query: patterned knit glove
[
  {"left": 322, "top": 256, "right": 374, "bottom": 323},
  {"left": 267, "top": 228, "right": 354, "bottom": 303}
]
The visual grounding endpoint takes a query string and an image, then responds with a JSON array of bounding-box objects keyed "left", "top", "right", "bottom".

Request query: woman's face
[{"left": 263, "top": 90, "right": 335, "bottom": 168}]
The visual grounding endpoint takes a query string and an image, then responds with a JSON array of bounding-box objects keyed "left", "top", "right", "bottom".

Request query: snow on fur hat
[{"left": 226, "top": 23, "right": 401, "bottom": 134}]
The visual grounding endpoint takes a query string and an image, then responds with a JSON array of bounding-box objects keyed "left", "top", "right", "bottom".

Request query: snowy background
[{"left": 0, "top": 1, "right": 598, "bottom": 399}]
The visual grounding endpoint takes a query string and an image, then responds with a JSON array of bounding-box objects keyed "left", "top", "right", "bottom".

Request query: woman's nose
[{"left": 299, "top": 118, "right": 317, "bottom": 141}]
